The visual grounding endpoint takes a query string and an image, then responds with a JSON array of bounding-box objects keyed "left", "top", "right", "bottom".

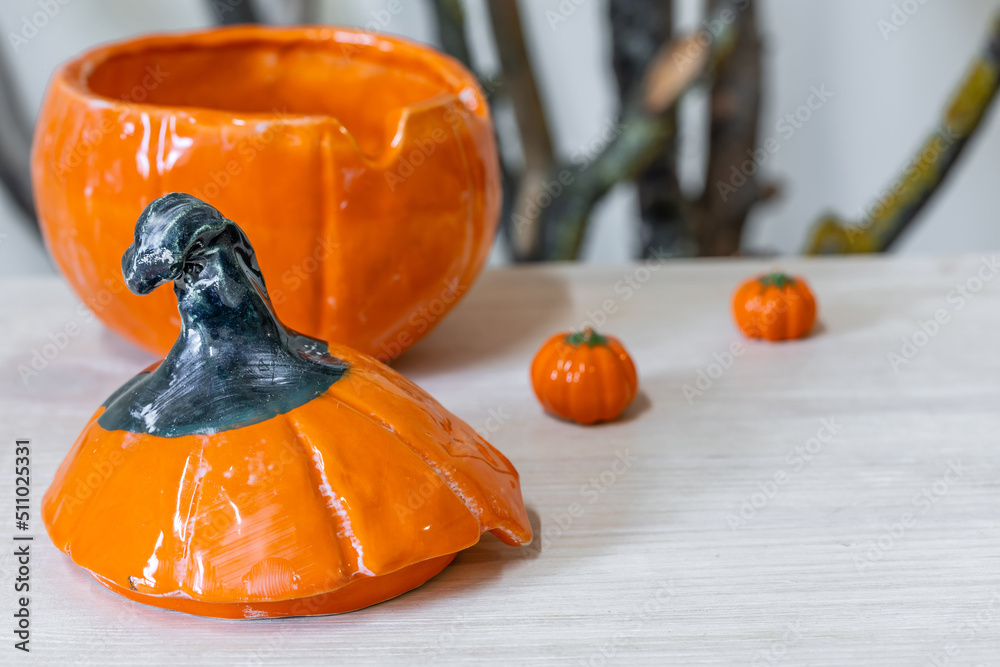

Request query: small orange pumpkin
[
  {"left": 530, "top": 327, "right": 638, "bottom": 425},
  {"left": 732, "top": 272, "right": 817, "bottom": 341}
]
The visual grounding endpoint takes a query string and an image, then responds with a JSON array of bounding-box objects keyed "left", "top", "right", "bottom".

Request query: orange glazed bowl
[{"left": 31, "top": 26, "right": 500, "bottom": 361}]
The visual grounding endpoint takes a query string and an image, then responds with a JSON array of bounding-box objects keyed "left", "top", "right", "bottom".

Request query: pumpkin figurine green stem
[
  {"left": 758, "top": 271, "right": 796, "bottom": 289},
  {"left": 566, "top": 326, "right": 610, "bottom": 347}
]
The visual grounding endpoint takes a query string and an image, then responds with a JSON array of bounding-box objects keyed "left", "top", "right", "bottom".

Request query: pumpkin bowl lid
[
  {"left": 42, "top": 342, "right": 531, "bottom": 605},
  {"left": 40, "top": 194, "right": 531, "bottom": 606}
]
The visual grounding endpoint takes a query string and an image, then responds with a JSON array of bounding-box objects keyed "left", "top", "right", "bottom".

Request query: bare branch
[
  {"left": 609, "top": 0, "right": 687, "bottom": 258},
  {"left": 805, "top": 12, "right": 1000, "bottom": 254},
  {"left": 487, "top": 0, "right": 557, "bottom": 261},
  {"left": 690, "top": 0, "right": 763, "bottom": 257},
  {"left": 430, "top": 0, "right": 473, "bottom": 69},
  {"left": 540, "top": 0, "right": 746, "bottom": 260},
  {"left": 206, "top": 0, "right": 260, "bottom": 24},
  {"left": 429, "top": 0, "right": 525, "bottom": 262},
  {"left": 0, "top": 37, "right": 36, "bottom": 230}
]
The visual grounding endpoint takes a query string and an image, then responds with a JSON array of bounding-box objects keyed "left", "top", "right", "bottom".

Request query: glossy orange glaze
[
  {"left": 41, "top": 343, "right": 531, "bottom": 618},
  {"left": 530, "top": 329, "right": 638, "bottom": 425},
  {"left": 732, "top": 272, "right": 817, "bottom": 342},
  {"left": 31, "top": 26, "right": 500, "bottom": 361},
  {"left": 97, "top": 555, "right": 456, "bottom": 619}
]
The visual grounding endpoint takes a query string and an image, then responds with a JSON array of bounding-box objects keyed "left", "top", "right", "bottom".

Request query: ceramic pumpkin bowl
[
  {"left": 41, "top": 194, "right": 531, "bottom": 619},
  {"left": 31, "top": 26, "right": 500, "bottom": 362}
]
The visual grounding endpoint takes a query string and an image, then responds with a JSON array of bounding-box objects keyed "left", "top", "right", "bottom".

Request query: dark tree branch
[
  {"left": 429, "top": 0, "right": 521, "bottom": 262},
  {"left": 0, "top": 37, "right": 37, "bottom": 232},
  {"left": 539, "top": 0, "right": 746, "bottom": 260},
  {"left": 486, "top": 0, "right": 557, "bottom": 261},
  {"left": 431, "top": 0, "right": 473, "bottom": 69},
  {"left": 207, "top": 0, "right": 260, "bottom": 25},
  {"left": 609, "top": 0, "right": 688, "bottom": 258},
  {"left": 690, "top": 0, "right": 763, "bottom": 257}
]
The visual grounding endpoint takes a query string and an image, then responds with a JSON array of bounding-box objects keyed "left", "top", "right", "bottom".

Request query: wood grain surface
[{"left": 2, "top": 254, "right": 999, "bottom": 665}]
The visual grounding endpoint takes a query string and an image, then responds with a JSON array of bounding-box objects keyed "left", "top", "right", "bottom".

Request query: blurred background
[{"left": 2, "top": 0, "right": 999, "bottom": 275}]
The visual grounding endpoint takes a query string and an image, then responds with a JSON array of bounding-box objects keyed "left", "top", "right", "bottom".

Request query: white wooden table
[{"left": 3, "top": 255, "right": 1000, "bottom": 665}]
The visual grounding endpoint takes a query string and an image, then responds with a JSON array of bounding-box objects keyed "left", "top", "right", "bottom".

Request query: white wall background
[{"left": 1, "top": 0, "right": 998, "bottom": 275}]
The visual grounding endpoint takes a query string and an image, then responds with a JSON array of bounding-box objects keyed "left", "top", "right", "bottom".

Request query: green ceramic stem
[{"left": 566, "top": 326, "right": 610, "bottom": 347}]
